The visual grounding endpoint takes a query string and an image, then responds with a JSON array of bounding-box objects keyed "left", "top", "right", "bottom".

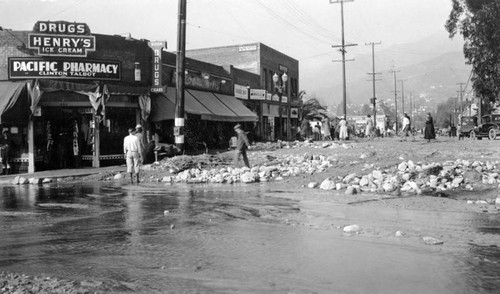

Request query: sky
[{"left": 1, "top": 0, "right": 459, "bottom": 100}]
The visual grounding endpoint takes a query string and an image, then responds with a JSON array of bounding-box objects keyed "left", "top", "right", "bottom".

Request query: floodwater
[{"left": 0, "top": 182, "right": 499, "bottom": 293}]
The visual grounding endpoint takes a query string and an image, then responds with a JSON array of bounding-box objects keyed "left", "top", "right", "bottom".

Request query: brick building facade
[{"left": 187, "top": 43, "right": 300, "bottom": 141}]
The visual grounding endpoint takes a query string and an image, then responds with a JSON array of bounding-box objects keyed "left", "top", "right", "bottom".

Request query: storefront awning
[
  {"left": 150, "top": 87, "right": 258, "bottom": 122},
  {"left": 213, "top": 93, "right": 258, "bottom": 122},
  {"left": 150, "top": 93, "right": 176, "bottom": 122},
  {"left": 186, "top": 89, "right": 240, "bottom": 122},
  {"left": 0, "top": 81, "right": 27, "bottom": 123},
  {"left": 106, "top": 84, "right": 150, "bottom": 96}
]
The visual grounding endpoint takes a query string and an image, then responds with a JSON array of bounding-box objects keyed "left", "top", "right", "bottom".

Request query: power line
[
  {"left": 390, "top": 67, "right": 401, "bottom": 133},
  {"left": 366, "top": 41, "right": 382, "bottom": 127},
  {"left": 330, "top": 0, "right": 356, "bottom": 120}
]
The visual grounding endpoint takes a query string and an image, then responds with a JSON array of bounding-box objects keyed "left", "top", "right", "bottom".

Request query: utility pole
[
  {"left": 330, "top": 0, "right": 356, "bottom": 121},
  {"left": 399, "top": 79, "right": 406, "bottom": 115},
  {"left": 457, "top": 82, "right": 465, "bottom": 118},
  {"left": 390, "top": 67, "right": 400, "bottom": 133},
  {"left": 409, "top": 91, "right": 413, "bottom": 123},
  {"left": 175, "top": 0, "right": 187, "bottom": 150},
  {"left": 366, "top": 41, "right": 381, "bottom": 129}
]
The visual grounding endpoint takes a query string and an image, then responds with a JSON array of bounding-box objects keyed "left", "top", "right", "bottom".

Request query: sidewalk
[{"left": 0, "top": 165, "right": 126, "bottom": 185}]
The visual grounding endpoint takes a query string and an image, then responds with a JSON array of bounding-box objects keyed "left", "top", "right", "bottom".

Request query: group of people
[
  {"left": 123, "top": 123, "right": 252, "bottom": 184},
  {"left": 400, "top": 112, "right": 436, "bottom": 142}
]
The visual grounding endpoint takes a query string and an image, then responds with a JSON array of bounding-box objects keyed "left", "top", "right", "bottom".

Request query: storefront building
[
  {"left": 186, "top": 43, "right": 300, "bottom": 141},
  {"left": 149, "top": 51, "right": 258, "bottom": 150},
  {"left": 0, "top": 21, "right": 152, "bottom": 173}
]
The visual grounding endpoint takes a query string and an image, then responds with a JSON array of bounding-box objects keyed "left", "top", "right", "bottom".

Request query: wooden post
[
  {"left": 27, "top": 119, "right": 35, "bottom": 173},
  {"left": 93, "top": 110, "right": 100, "bottom": 168}
]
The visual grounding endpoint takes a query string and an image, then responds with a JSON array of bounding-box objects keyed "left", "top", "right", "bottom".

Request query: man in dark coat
[
  {"left": 424, "top": 113, "right": 436, "bottom": 142},
  {"left": 234, "top": 124, "right": 251, "bottom": 168}
]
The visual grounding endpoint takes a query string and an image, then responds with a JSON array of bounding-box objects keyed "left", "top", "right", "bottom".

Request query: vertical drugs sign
[{"left": 149, "top": 41, "right": 167, "bottom": 93}]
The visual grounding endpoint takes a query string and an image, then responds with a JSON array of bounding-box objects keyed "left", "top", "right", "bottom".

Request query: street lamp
[{"left": 273, "top": 72, "right": 288, "bottom": 140}]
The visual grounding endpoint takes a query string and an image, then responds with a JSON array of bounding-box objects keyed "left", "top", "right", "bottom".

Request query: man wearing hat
[
  {"left": 234, "top": 124, "right": 251, "bottom": 168},
  {"left": 135, "top": 124, "right": 145, "bottom": 163},
  {"left": 123, "top": 128, "right": 141, "bottom": 184}
]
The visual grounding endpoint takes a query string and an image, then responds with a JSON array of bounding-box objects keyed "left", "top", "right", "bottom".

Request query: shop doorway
[{"left": 36, "top": 107, "right": 87, "bottom": 170}]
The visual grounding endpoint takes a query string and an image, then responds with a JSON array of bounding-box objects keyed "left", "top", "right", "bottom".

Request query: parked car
[
  {"left": 459, "top": 116, "right": 478, "bottom": 139},
  {"left": 471, "top": 114, "right": 500, "bottom": 140}
]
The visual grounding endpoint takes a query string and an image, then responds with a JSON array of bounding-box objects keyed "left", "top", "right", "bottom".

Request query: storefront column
[
  {"left": 136, "top": 109, "right": 141, "bottom": 126},
  {"left": 93, "top": 111, "right": 100, "bottom": 168},
  {"left": 28, "top": 119, "right": 35, "bottom": 173}
]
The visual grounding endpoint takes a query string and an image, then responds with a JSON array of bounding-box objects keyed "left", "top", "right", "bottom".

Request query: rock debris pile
[
  {"left": 315, "top": 159, "right": 499, "bottom": 195},
  {"left": 143, "top": 145, "right": 499, "bottom": 196}
]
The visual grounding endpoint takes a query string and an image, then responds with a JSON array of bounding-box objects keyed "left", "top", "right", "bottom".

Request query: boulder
[
  {"left": 343, "top": 173, "right": 357, "bottom": 184},
  {"left": 463, "top": 170, "right": 482, "bottom": 184},
  {"left": 343, "top": 224, "right": 360, "bottom": 233},
  {"left": 359, "top": 176, "right": 370, "bottom": 187},
  {"left": 345, "top": 186, "right": 357, "bottom": 195},
  {"left": 372, "top": 170, "right": 384, "bottom": 181},
  {"left": 319, "top": 178, "right": 336, "bottom": 190},
  {"left": 240, "top": 172, "right": 256, "bottom": 183},
  {"left": 308, "top": 182, "right": 319, "bottom": 188},
  {"left": 422, "top": 236, "right": 444, "bottom": 245},
  {"left": 12, "top": 176, "right": 20, "bottom": 185},
  {"left": 382, "top": 182, "right": 395, "bottom": 192},
  {"left": 398, "top": 162, "right": 408, "bottom": 172}
]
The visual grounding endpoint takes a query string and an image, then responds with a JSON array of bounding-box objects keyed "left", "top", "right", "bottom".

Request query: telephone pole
[
  {"left": 399, "top": 79, "right": 407, "bottom": 115},
  {"left": 366, "top": 41, "right": 381, "bottom": 128},
  {"left": 330, "top": 0, "right": 356, "bottom": 121},
  {"left": 390, "top": 67, "right": 400, "bottom": 133},
  {"left": 175, "top": 0, "right": 187, "bottom": 150},
  {"left": 409, "top": 91, "right": 413, "bottom": 123},
  {"left": 457, "top": 82, "right": 465, "bottom": 118}
]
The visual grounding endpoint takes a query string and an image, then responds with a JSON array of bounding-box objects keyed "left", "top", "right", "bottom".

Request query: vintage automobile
[
  {"left": 459, "top": 116, "right": 478, "bottom": 138},
  {"left": 470, "top": 114, "right": 500, "bottom": 140}
]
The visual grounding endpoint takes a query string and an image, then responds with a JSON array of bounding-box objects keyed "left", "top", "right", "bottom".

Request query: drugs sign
[{"left": 28, "top": 21, "right": 96, "bottom": 57}]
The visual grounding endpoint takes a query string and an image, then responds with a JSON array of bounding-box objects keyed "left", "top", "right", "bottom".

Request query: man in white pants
[{"left": 123, "top": 128, "right": 142, "bottom": 184}]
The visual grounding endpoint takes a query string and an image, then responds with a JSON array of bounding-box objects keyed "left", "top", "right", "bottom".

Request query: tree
[
  {"left": 435, "top": 97, "right": 457, "bottom": 128},
  {"left": 360, "top": 104, "right": 372, "bottom": 116},
  {"left": 301, "top": 97, "right": 327, "bottom": 120},
  {"left": 446, "top": 0, "right": 500, "bottom": 114}
]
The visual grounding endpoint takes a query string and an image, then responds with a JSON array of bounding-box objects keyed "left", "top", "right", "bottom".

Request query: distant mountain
[{"left": 301, "top": 30, "right": 471, "bottom": 107}]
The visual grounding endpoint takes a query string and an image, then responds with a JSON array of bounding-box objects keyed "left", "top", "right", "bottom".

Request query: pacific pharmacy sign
[
  {"left": 28, "top": 21, "right": 95, "bottom": 57},
  {"left": 8, "top": 58, "right": 121, "bottom": 80}
]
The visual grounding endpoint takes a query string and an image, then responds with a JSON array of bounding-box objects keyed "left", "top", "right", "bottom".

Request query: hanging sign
[
  {"left": 28, "top": 21, "right": 96, "bottom": 57},
  {"left": 234, "top": 84, "right": 249, "bottom": 99},
  {"left": 249, "top": 89, "right": 266, "bottom": 100},
  {"left": 149, "top": 41, "right": 167, "bottom": 93}
]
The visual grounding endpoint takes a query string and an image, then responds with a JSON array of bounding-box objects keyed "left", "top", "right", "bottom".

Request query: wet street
[{"left": 1, "top": 182, "right": 499, "bottom": 293}]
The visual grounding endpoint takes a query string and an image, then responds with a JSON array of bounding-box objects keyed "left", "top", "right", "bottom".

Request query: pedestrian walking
[
  {"left": 234, "top": 124, "right": 251, "bottom": 168},
  {"left": 401, "top": 113, "right": 414, "bottom": 140},
  {"left": 339, "top": 116, "right": 348, "bottom": 141},
  {"left": 123, "top": 128, "right": 142, "bottom": 184},
  {"left": 0, "top": 130, "right": 13, "bottom": 175},
  {"left": 322, "top": 118, "right": 332, "bottom": 140},
  {"left": 365, "top": 114, "right": 373, "bottom": 138},
  {"left": 135, "top": 124, "right": 145, "bottom": 163},
  {"left": 424, "top": 113, "right": 436, "bottom": 142}
]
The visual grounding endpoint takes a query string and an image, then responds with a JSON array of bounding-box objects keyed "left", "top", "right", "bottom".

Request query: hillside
[{"left": 301, "top": 31, "right": 471, "bottom": 107}]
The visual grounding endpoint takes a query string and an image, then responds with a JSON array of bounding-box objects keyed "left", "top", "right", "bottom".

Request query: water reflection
[{"left": 0, "top": 182, "right": 498, "bottom": 293}]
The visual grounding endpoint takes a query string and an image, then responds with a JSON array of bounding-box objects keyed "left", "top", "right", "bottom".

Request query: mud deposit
[{"left": 0, "top": 182, "right": 499, "bottom": 293}]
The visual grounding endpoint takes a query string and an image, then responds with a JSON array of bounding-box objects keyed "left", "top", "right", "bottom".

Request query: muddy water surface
[{"left": 0, "top": 183, "right": 499, "bottom": 293}]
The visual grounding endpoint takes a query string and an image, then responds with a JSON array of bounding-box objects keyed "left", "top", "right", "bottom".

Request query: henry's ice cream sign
[{"left": 28, "top": 21, "right": 95, "bottom": 57}]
